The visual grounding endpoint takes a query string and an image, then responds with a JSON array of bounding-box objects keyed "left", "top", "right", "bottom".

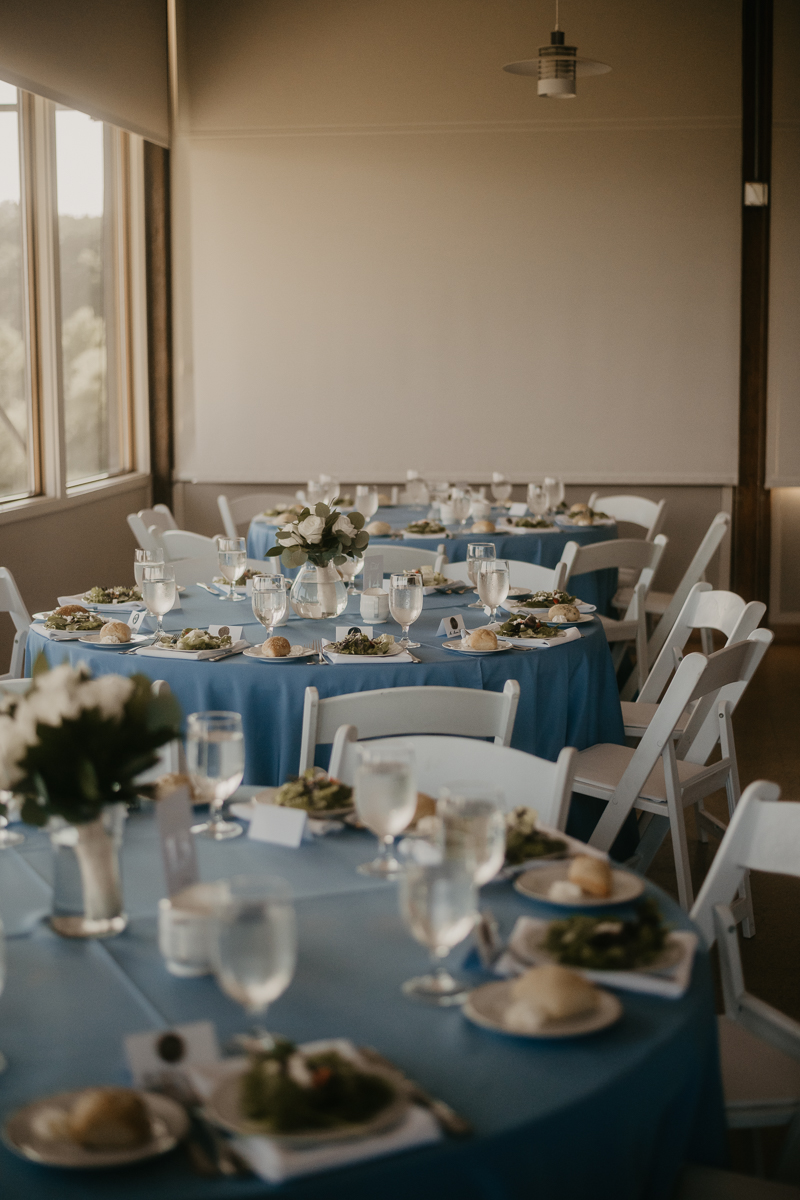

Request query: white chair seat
[
  {"left": 719, "top": 1015, "right": 800, "bottom": 1120},
  {"left": 614, "top": 585, "right": 671, "bottom": 615},
  {"left": 621, "top": 700, "right": 691, "bottom": 738},
  {"left": 596, "top": 613, "right": 638, "bottom": 643},
  {"left": 573, "top": 742, "right": 709, "bottom": 804}
]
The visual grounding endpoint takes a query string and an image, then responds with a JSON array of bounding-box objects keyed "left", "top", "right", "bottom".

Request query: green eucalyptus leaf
[
  {"left": 333, "top": 555, "right": 347, "bottom": 566},
  {"left": 354, "top": 530, "right": 370, "bottom": 549},
  {"left": 348, "top": 511, "right": 365, "bottom": 530},
  {"left": 315, "top": 503, "right": 330, "bottom": 518},
  {"left": 266, "top": 546, "right": 283, "bottom": 557}
]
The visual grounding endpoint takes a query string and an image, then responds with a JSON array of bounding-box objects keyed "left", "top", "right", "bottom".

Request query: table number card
[
  {"left": 508, "top": 502, "right": 528, "bottom": 518},
  {"left": 362, "top": 556, "right": 383, "bottom": 591},
  {"left": 125, "top": 1020, "right": 220, "bottom": 1086},
  {"left": 128, "top": 610, "right": 147, "bottom": 632},
  {"left": 209, "top": 624, "right": 242, "bottom": 640},
  {"left": 156, "top": 782, "right": 199, "bottom": 896},
  {"left": 249, "top": 804, "right": 307, "bottom": 848},
  {"left": 436, "top": 614, "right": 468, "bottom": 637}
]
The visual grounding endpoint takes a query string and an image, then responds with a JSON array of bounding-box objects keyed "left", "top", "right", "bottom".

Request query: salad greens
[
  {"left": 45, "top": 610, "right": 104, "bottom": 632},
  {"left": 404, "top": 520, "right": 445, "bottom": 535},
  {"left": 505, "top": 806, "right": 567, "bottom": 865},
  {"left": 517, "top": 589, "right": 577, "bottom": 609},
  {"left": 544, "top": 898, "right": 668, "bottom": 970},
  {"left": 155, "top": 627, "right": 232, "bottom": 652},
  {"left": 513, "top": 517, "right": 554, "bottom": 529},
  {"left": 327, "top": 631, "right": 395, "bottom": 656},
  {"left": 496, "top": 614, "right": 564, "bottom": 640},
  {"left": 275, "top": 768, "right": 353, "bottom": 813},
  {"left": 83, "top": 585, "right": 142, "bottom": 605}
]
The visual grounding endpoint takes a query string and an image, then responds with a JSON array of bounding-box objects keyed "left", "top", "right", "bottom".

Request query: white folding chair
[
  {"left": 588, "top": 493, "right": 667, "bottom": 542},
  {"left": 127, "top": 504, "right": 179, "bottom": 553},
  {"left": 0, "top": 677, "right": 32, "bottom": 698},
  {"left": 330, "top": 730, "right": 576, "bottom": 831},
  {"left": 217, "top": 493, "right": 298, "bottom": 539},
  {"left": 0, "top": 567, "right": 31, "bottom": 680},
  {"left": 621, "top": 583, "right": 766, "bottom": 740},
  {"left": 298, "top": 680, "right": 520, "bottom": 774},
  {"left": 362, "top": 544, "right": 447, "bottom": 575},
  {"left": 127, "top": 512, "right": 161, "bottom": 552},
  {"left": 574, "top": 633, "right": 772, "bottom": 915},
  {"left": 690, "top": 781, "right": 800, "bottom": 1184},
  {"left": 439, "top": 559, "right": 567, "bottom": 593},
  {"left": 558, "top": 535, "right": 668, "bottom": 693},
  {"left": 141, "top": 504, "right": 178, "bottom": 533},
  {"left": 159, "top": 529, "right": 218, "bottom": 561}
]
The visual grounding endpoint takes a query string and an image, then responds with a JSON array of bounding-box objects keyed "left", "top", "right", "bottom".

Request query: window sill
[{"left": 0, "top": 472, "right": 151, "bottom": 527}]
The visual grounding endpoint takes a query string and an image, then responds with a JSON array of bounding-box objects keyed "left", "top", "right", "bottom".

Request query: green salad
[
  {"left": 327, "top": 631, "right": 395, "bottom": 656},
  {"left": 517, "top": 589, "right": 577, "bottom": 609},
  {"left": 241, "top": 1040, "right": 395, "bottom": 1134},
  {"left": 496, "top": 614, "right": 564, "bottom": 640},
  {"left": 156, "top": 627, "right": 232, "bottom": 651},
  {"left": 275, "top": 769, "right": 353, "bottom": 813},
  {"left": 45, "top": 610, "right": 104, "bottom": 632},
  {"left": 83, "top": 585, "right": 142, "bottom": 605},
  {"left": 513, "top": 517, "right": 554, "bottom": 529},
  {"left": 544, "top": 898, "right": 668, "bottom": 970},
  {"left": 505, "top": 806, "right": 567, "bottom": 865},
  {"left": 405, "top": 520, "right": 445, "bottom": 535}
]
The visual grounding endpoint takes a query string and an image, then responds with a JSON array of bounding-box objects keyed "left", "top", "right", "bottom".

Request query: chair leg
[
  {"left": 663, "top": 749, "right": 694, "bottom": 910},
  {"left": 700, "top": 628, "right": 714, "bottom": 655},
  {"left": 628, "top": 813, "right": 670, "bottom": 874},
  {"left": 776, "top": 1109, "right": 800, "bottom": 1185}
]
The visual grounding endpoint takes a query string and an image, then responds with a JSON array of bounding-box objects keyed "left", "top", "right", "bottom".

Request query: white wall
[{"left": 172, "top": 0, "right": 742, "bottom": 487}]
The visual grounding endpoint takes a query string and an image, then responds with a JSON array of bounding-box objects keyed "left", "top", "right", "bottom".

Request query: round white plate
[
  {"left": 473, "top": 586, "right": 531, "bottom": 598},
  {"left": 555, "top": 517, "right": 615, "bottom": 527},
  {"left": 3, "top": 1090, "right": 188, "bottom": 1169},
  {"left": 514, "top": 863, "right": 645, "bottom": 907},
  {"left": 77, "top": 633, "right": 152, "bottom": 649},
  {"left": 243, "top": 645, "right": 315, "bottom": 661},
  {"left": 511, "top": 921, "right": 685, "bottom": 976},
  {"left": 238, "top": 788, "right": 354, "bottom": 819},
  {"left": 442, "top": 637, "right": 513, "bottom": 655},
  {"left": 493, "top": 631, "right": 567, "bottom": 648},
  {"left": 325, "top": 641, "right": 406, "bottom": 661},
  {"left": 543, "top": 614, "right": 595, "bottom": 627},
  {"left": 496, "top": 523, "right": 559, "bottom": 535},
  {"left": 205, "top": 1063, "right": 409, "bottom": 1147},
  {"left": 463, "top": 979, "right": 623, "bottom": 1039},
  {"left": 505, "top": 600, "right": 595, "bottom": 615},
  {"left": 401, "top": 530, "right": 448, "bottom": 539}
]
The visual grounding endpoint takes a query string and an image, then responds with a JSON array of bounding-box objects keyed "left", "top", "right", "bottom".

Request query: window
[{"left": 0, "top": 84, "right": 143, "bottom": 508}]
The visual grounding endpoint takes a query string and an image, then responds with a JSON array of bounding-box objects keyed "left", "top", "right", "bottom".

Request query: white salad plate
[
  {"left": 401, "top": 530, "right": 448, "bottom": 539},
  {"left": 3, "top": 1089, "right": 188, "bottom": 1169},
  {"left": 442, "top": 637, "right": 513, "bottom": 655},
  {"left": 243, "top": 645, "right": 315, "bottom": 662},
  {"left": 514, "top": 863, "right": 645, "bottom": 907},
  {"left": 78, "top": 633, "right": 152, "bottom": 649},
  {"left": 496, "top": 523, "right": 559, "bottom": 535},
  {"left": 510, "top": 919, "right": 685, "bottom": 978},
  {"left": 490, "top": 630, "right": 573, "bottom": 649},
  {"left": 322, "top": 640, "right": 406, "bottom": 662},
  {"left": 472, "top": 586, "right": 531, "bottom": 598},
  {"left": 506, "top": 601, "right": 596, "bottom": 615},
  {"left": 463, "top": 980, "right": 623, "bottom": 1040}
]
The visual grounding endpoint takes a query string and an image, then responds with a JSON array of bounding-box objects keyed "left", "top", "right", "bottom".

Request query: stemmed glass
[
  {"left": 355, "top": 486, "right": 379, "bottom": 521},
  {"left": 491, "top": 478, "right": 512, "bottom": 507},
  {"left": 134, "top": 549, "right": 164, "bottom": 589},
  {"left": 251, "top": 574, "right": 288, "bottom": 639},
  {"left": 476, "top": 559, "right": 510, "bottom": 622},
  {"left": 0, "top": 915, "right": 6, "bottom": 1071},
  {"left": 355, "top": 743, "right": 417, "bottom": 877},
  {"left": 338, "top": 557, "right": 362, "bottom": 594},
  {"left": 466, "top": 542, "right": 496, "bottom": 609},
  {"left": 438, "top": 784, "right": 506, "bottom": 886},
  {"left": 450, "top": 488, "right": 471, "bottom": 534},
  {"left": 399, "top": 860, "right": 478, "bottom": 1005},
  {"left": 427, "top": 481, "right": 450, "bottom": 521},
  {"left": 389, "top": 573, "right": 423, "bottom": 649},
  {"left": 527, "top": 484, "right": 548, "bottom": 518},
  {"left": 212, "top": 875, "right": 297, "bottom": 1050},
  {"left": 304, "top": 480, "right": 323, "bottom": 508},
  {"left": 141, "top": 564, "right": 177, "bottom": 637},
  {"left": 544, "top": 477, "right": 565, "bottom": 512},
  {"left": 319, "top": 477, "right": 340, "bottom": 506},
  {"left": 217, "top": 537, "right": 247, "bottom": 602},
  {"left": 187, "top": 711, "right": 245, "bottom": 840},
  {"left": 0, "top": 801, "right": 24, "bottom": 849}
]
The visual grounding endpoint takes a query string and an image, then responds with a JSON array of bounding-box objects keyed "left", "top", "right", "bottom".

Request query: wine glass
[
  {"left": 141, "top": 564, "right": 176, "bottom": 637},
  {"left": 466, "top": 542, "right": 496, "bottom": 609},
  {"left": 305, "top": 479, "right": 323, "bottom": 508},
  {"left": 527, "top": 484, "right": 548, "bottom": 517},
  {"left": 476, "top": 559, "right": 510, "bottom": 622},
  {"left": 389, "top": 572, "right": 423, "bottom": 649},
  {"left": 491, "top": 479, "right": 512, "bottom": 507},
  {"left": 319, "top": 476, "right": 340, "bottom": 506},
  {"left": 217, "top": 537, "right": 247, "bottom": 602},
  {"left": 543, "top": 477, "right": 564, "bottom": 513},
  {"left": 355, "top": 742, "right": 417, "bottom": 877},
  {"left": 251, "top": 574, "right": 288, "bottom": 639},
  {"left": 450, "top": 488, "right": 471, "bottom": 533},
  {"left": 355, "top": 486, "right": 379, "bottom": 521},
  {"left": 134, "top": 548, "right": 164, "bottom": 589},
  {"left": 0, "top": 915, "right": 6, "bottom": 1071},
  {"left": 338, "top": 557, "right": 363, "bottom": 594},
  {"left": 438, "top": 784, "right": 506, "bottom": 886},
  {"left": 187, "top": 711, "right": 245, "bottom": 840},
  {"left": 212, "top": 875, "right": 296, "bottom": 1050},
  {"left": 399, "top": 860, "right": 478, "bottom": 1005}
]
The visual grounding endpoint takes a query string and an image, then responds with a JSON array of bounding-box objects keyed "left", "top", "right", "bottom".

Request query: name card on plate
[
  {"left": 436, "top": 614, "right": 468, "bottom": 637},
  {"left": 335, "top": 624, "right": 373, "bottom": 640},
  {"left": 508, "top": 502, "right": 528, "bottom": 517},
  {"left": 156, "top": 783, "right": 199, "bottom": 896},
  {"left": 362, "top": 556, "right": 383, "bottom": 591},
  {"left": 209, "top": 624, "right": 242, "bottom": 640},
  {"left": 249, "top": 804, "right": 307, "bottom": 848}
]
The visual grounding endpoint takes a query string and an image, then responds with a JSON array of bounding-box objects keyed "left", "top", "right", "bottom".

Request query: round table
[
  {"left": 247, "top": 506, "right": 620, "bottom": 615},
  {"left": 0, "top": 811, "right": 726, "bottom": 1200},
  {"left": 27, "top": 587, "right": 625, "bottom": 788}
]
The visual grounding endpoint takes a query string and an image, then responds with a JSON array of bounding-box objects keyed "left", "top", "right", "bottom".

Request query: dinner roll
[
  {"left": 412, "top": 792, "right": 437, "bottom": 824},
  {"left": 377, "top": 493, "right": 391, "bottom": 506},
  {"left": 547, "top": 603, "right": 581, "bottom": 623},
  {"left": 366, "top": 521, "right": 392, "bottom": 536},
  {"left": 276, "top": 510, "right": 296, "bottom": 523},
  {"left": 505, "top": 965, "right": 599, "bottom": 1032},
  {"left": 569, "top": 502, "right": 590, "bottom": 515},
  {"left": 572, "top": 514, "right": 594, "bottom": 526},
  {"left": 262, "top": 636, "right": 291, "bottom": 657},
  {"left": 471, "top": 519, "right": 496, "bottom": 534},
  {"left": 466, "top": 628, "right": 498, "bottom": 651},
  {"left": 69, "top": 1088, "right": 151, "bottom": 1150},
  {"left": 55, "top": 604, "right": 89, "bottom": 617},
  {"left": 567, "top": 854, "right": 613, "bottom": 898},
  {"left": 100, "top": 620, "right": 131, "bottom": 643}
]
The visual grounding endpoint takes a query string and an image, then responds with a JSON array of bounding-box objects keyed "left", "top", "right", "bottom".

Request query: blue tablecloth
[
  {"left": 247, "top": 507, "right": 619, "bottom": 615},
  {"left": 26, "top": 588, "right": 624, "bottom": 787},
  {"left": 0, "top": 812, "right": 726, "bottom": 1200}
]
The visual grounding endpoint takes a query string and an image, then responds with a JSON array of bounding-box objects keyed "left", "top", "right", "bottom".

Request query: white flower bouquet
[{"left": 267, "top": 502, "right": 370, "bottom": 571}]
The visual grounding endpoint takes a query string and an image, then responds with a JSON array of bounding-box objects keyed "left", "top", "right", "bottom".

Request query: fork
[{"left": 312, "top": 638, "right": 328, "bottom": 665}]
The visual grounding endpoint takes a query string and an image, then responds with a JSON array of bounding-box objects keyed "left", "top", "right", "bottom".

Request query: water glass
[
  {"left": 0, "top": 915, "right": 5, "bottom": 1072},
  {"left": 491, "top": 479, "right": 512, "bottom": 506},
  {"left": 134, "top": 548, "right": 164, "bottom": 589},
  {"left": 399, "top": 860, "right": 478, "bottom": 1005},
  {"left": 251, "top": 574, "right": 288, "bottom": 638},
  {"left": 476, "top": 558, "right": 510, "bottom": 621},
  {"left": 355, "top": 743, "right": 417, "bottom": 877},
  {"left": 389, "top": 572, "right": 423, "bottom": 649},
  {"left": 141, "top": 564, "right": 176, "bottom": 635},
  {"left": 212, "top": 875, "right": 296, "bottom": 1048},
  {"left": 449, "top": 488, "right": 471, "bottom": 532},
  {"left": 216, "top": 537, "right": 247, "bottom": 602},
  {"left": 337, "top": 557, "right": 363, "bottom": 594},
  {"left": 544, "top": 477, "right": 565, "bottom": 512},
  {"left": 355, "top": 486, "right": 379, "bottom": 521},
  {"left": 438, "top": 784, "right": 506, "bottom": 886},
  {"left": 527, "top": 483, "right": 548, "bottom": 517},
  {"left": 466, "top": 542, "right": 496, "bottom": 609},
  {"left": 187, "top": 711, "right": 245, "bottom": 840}
]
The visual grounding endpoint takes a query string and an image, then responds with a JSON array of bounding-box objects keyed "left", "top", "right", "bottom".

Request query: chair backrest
[
  {"left": 587, "top": 494, "right": 667, "bottom": 541},
  {"left": 559, "top": 535, "right": 667, "bottom": 620},
  {"left": 362, "top": 544, "right": 446, "bottom": 574},
  {"left": 298, "top": 680, "right": 521, "bottom": 773},
  {"left": 440, "top": 559, "right": 561, "bottom": 593},
  {"left": 329, "top": 730, "right": 576, "bottom": 831},
  {"left": 0, "top": 677, "right": 33, "bottom": 698},
  {"left": 639, "top": 582, "right": 766, "bottom": 705},
  {"left": 140, "top": 504, "right": 178, "bottom": 533},
  {"left": 159, "top": 529, "right": 218, "bottom": 562},
  {"left": 0, "top": 567, "right": 31, "bottom": 679},
  {"left": 217, "top": 493, "right": 298, "bottom": 539},
  {"left": 127, "top": 512, "right": 162, "bottom": 552},
  {"left": 676, "top": 628, "right": 772, "bottom": 765}
]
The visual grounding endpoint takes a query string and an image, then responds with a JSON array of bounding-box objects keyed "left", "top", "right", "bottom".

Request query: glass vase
[
  {"left": 289, "top": 562, "right": 348, "bottom": 619},
  {"left": 49, "top": 803, "right": 127, "bottom": 938}
]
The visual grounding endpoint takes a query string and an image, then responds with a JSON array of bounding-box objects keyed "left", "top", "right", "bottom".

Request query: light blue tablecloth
[
  {"left": 0, "top": 812, "right": 727, "bottom": 1200},
  {"left": 247, "top": 506, "right": 620, "bottom": 615},
  {"left": 26, "top": 588, "right": 625, "bottom": 788}
]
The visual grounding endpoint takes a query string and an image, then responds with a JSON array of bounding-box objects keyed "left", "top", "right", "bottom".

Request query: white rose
[
  {"left": 279, "top": 531, "right": 302, "bottom": 547},
  {"left": 297, "top": 515, "right": 325, "bottom": 544},
  {"left": 332, "top": 515, "right": 356, "bottom": 539},
  {"left": 78, "top": 674, "right": 134, "bottom": 720}
]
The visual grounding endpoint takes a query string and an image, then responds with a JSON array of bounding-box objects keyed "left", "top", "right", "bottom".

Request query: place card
[
  {"left": 436, "top": 614, "right": 468, "bottom": 637},
  {"left": 128, "top": 610, "right": 147, "bottom": 632},
  {"left": 509, "top": 502, "right": 528, "bottom": 517},
  {"left": 249, "top": 804, "right": 307, "bottom": 848},
  {"left": 209, "top": 624, "right": 242, "bottom": 640},
  {"left": 155, "top": 782, "right": 199, "bottom": 896},
  {"left": 362, "top": 556, "right": 383, "bottom": 591},
  {"left": 125, "top": 1020, "right": 220, "bottom": 1086},
  {"left": 335, "top": 624, "right": 373, "bottom": 640}
]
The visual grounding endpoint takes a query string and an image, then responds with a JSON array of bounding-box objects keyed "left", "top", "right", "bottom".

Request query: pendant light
[{"left": 503, "top": 1, "right": 611, "bottom": 99}]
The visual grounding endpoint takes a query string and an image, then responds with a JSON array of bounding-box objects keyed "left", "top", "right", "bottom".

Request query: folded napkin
[
  {"left": 133, "top": 638, "right": 249, "bottom": 661},
  {"left": 58, "top": 592, "right": 147, "bottom": 612},
  {"left": 321, "top": 639, "right": 414, "bottom": 664},
  {"left": 496, "top": 916, "right": 697, "bottom": 999},
  {"left": 229, "top": 793, "right": 345, "bottom": 836},
  {"left": 30, "top": 622, "right": 91, "bottom": 641}
]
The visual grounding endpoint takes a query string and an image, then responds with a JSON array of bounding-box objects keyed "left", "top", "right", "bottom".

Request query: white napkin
[
  {"left": 229, "top": 791, "right": 345, "bottom": 836},
  {"left": 321, "top": 639, "right": 414, "bottom": 664},
  {"left": 133, "top": 639, "right": 249, "bottom": 661},
  {"left": 497, "top": 916, "right": 697, "bottom": 999},
  {"left": 30, "top": 622, "right": 90, "bottom": 641},
  {"left": 487, "top": 624, "right": 581, "bottom": 650}
]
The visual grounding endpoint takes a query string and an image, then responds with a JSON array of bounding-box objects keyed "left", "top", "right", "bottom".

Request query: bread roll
[
  {"left": 412, "top": 792, "right": 437, "bottom": 823},
  {"left": 262, "top": 636, "right": 291, "bottom": 657},
  {"left": 55, "top": 604, "right": 89, "bottom": 617},
  {"left": 100, "top": 620, "right": 131, "bottom": 643},
  {"left": 471, "top": 519, "right": 496, "bottom": 534},
  {"left": 569, "top": 503, "right": 590, "bottom": 515},
  {"left": 465, "top": 628, "right": 498, "bottom": 651},
  {"left": 276, "top": 510, "right": 296, "bottom": 523},
  {"left": 366, "top": 520, "right": 392, "bottom": 536},
  {"left": 377, "top": 493, "right": 391, "bottom": 506},
  {"left": 69, "top": 1088, "right": 151, "bottom": 1150},
  {"left": 572, "top": 514, "right": 594, "bottom": 526},
  {"left": 567, "top": 854, "right": 613, "bottom": 898},
  {"left": 505, "top": 965, "right": 599, "bottom": 1032},
  {"left": 548, "top": 603, "right": 581, "bottom": 623}
]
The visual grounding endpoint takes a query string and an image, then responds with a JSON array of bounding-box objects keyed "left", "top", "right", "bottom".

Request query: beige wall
[{"left": 172, "top": 0, "right": 742, "bottom": 488}]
